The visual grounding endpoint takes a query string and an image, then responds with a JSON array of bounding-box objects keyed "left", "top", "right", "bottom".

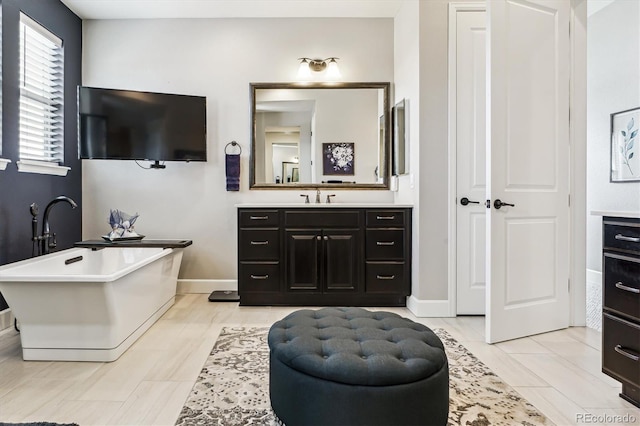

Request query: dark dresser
[
  {"left": 237, "top": 205, "right": 412, "bottom": 307},
  {"left": 601, "top": 215, "right": 640, "bottom": 408}
]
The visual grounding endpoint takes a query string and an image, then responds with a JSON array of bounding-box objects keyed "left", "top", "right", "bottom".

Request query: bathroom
[{"left": 1, "top": 0, "right": 638, "bottom": 333}]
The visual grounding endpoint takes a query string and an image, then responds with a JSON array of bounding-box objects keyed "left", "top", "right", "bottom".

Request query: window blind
[{"left": 19, "top": 13, "right": 64, "bottom": 164}]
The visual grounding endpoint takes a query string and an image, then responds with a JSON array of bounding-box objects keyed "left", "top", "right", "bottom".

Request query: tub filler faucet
[{"left": 33, "top": 196, "right": 78, "bottom": 256}]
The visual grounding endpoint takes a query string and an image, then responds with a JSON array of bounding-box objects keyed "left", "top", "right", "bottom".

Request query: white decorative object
[{"left": 107, "top": 209, "right": 140, "bottom": 240}]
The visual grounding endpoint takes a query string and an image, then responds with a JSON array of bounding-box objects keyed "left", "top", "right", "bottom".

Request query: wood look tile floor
[{"left": 0, "top": 294, "right": 638, "bottom": 426}]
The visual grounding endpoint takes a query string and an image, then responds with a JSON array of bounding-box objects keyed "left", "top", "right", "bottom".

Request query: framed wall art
[
  {"left": 610, "top": 107, "right": 639, "bottom": 182},
  {"left": 323, "top": 142, "right": 354, "bottom": 175}
]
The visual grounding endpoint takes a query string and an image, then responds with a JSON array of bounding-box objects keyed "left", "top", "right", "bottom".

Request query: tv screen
[{"left": 78, "top": 87, "right": 207, "bottom": 162}]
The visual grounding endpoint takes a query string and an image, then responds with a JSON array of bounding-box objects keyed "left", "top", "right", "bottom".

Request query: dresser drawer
[
  {"left": 366, "top": 229, "right": 405, "bottom": 260},
  {"left": 604, "top": 253, "right": 640, "bottom": 321},
  {"left": 239, "top": 262, "right": 280, "bottom": 292},
  {"left": 239, "top": 229, "right": 280, "bottom": 260},
  {"left": 239, "top": 210, "right": 279, "bottom": 227},
  {"left": 366, "top": 210, "right": 405, "bottom": 228},
  {"left": 604, "top": 222, "right": 640, "bottom": 255},
  {"left": 285, "top": 210, "right": 360, "bottom": 228},
  {"left": 602, "top": 313, "right": 640, "bottom": 388},
  {"left": 365, "top": 262, "right": 406, "bottom": 294}
]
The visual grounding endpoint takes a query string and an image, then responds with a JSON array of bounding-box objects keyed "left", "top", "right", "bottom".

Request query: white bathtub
[{"left": 0, "top": 246, "right": 183, "bottom": 362}]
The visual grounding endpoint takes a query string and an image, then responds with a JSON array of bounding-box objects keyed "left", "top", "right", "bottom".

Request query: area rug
[{"left": 175, "top": 327, "right": 553, "bottom": 426}]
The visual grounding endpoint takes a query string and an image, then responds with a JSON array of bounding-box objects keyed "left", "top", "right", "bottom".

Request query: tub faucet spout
[{"left": 42, "top": 196, "right": 77, "bottom": 255}]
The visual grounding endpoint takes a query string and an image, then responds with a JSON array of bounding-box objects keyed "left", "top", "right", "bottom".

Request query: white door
[
  {"left": 456, "top": 10, "right": 487, "bottom": 315},
  {"left": 486, "top": 0, "right": 570, "bottom": 343}
]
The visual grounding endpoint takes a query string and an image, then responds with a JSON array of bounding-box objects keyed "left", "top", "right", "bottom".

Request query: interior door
[
  {"left": 456, "top": 10, "right": 487, "bottom": 315},
  {"left": 486, "top": 0, "right": 570, "bottom": 343}
]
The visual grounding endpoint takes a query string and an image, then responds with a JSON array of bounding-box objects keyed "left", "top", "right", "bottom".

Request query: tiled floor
[{"left": 0, "top": 294, "right": 638, "bottom": 425}]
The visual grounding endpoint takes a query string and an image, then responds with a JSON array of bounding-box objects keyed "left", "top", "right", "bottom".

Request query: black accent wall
[{"left": 0, "top": 0, "right": 82, "bottom": 311}]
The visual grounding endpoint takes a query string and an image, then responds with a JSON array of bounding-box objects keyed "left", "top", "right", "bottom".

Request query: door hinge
[
  {"left": 568, "top": 278, "right": 571, "bottom": 292},
  {"left": 568, "top": 194, "right": 571, "bottom": 206}
]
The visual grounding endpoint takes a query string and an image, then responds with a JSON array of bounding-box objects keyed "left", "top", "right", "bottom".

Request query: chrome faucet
[
  {"left": 315, "top": 189, "right": 321, "bottom": 204},
  {"left": 41, "top": 196, "right": 77, "bottom": 255}
]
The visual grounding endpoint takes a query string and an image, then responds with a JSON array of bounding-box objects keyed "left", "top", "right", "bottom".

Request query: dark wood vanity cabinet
[
  {"left": 237, "top": 207, "right": 412, "bottom": 306},
  {"left": 601, "top": 216, "right": 640, "bottom": 408}
]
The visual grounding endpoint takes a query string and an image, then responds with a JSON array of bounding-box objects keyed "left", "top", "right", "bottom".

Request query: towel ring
[{"left": 225, "top": 141, "right": 242, "bottom": 155}]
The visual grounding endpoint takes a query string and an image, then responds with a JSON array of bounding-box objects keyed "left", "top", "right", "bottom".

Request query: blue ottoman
[{"left": 267, "top": 307, "right": 449, "bottom": 426}]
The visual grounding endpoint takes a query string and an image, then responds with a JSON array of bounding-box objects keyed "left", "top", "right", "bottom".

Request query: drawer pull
[
  {"left": 614, "top": 345, "right": 640, "bottom": 362},
  {"left": 377, "top": 274, "right": 395, "bottom": 280},
  {"left": 250, "top": 216, "right": 268, "bottom": 220},
  {"left": 615, "top": 282, "right": 640, "bottom": 294},
  {"left": 377, "top": 241, "right": 395, "bottom": 246},
  {"left": 250, "top": 274, "right": 269, "bottom": 280},
  {"left": 376, "top": 215, "right": 395, "bottom": 220},
  {"left": 614, "top": 233, "right": 640, "bottom": 243},
  {"left": 250, "top": 241, "right": 269, "bottom": 245}
]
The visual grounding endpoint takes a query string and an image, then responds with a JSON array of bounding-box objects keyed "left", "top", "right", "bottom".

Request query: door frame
[{"left": 446, "top": 1, "right": 587, "bottom": 326}]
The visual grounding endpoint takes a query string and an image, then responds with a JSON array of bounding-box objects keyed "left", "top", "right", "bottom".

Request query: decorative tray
[{"left": 101, "top": 235, "right": 145, "bottom": 242}]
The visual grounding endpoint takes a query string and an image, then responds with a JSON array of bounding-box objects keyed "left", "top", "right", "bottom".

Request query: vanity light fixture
[{"left": 297, "top": 57, "right": 341, "bottom": 81}]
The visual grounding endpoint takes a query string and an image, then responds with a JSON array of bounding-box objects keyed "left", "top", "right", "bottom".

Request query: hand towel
[{"left": 226, "top": 153, "right": 240, "bottom": 191}]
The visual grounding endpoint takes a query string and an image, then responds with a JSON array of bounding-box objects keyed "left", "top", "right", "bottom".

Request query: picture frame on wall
[
  {"left": 323, "top": 142, "right": 355, "bottom": 175},
  {"left": 610, "top": 107, "right": 640, "bottom": 182}
]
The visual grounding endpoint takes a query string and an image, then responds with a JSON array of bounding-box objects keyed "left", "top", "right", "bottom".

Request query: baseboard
[
  {"left": 406, "top": 296, "right": 453, "bottom": 318},
  {"left": 0, "top": 309, "right": 15, "bottom": 332},
  {"left": 177, "top": 279, "right": 237, "bottom": 294},
  {"left": 586, "top": 269, "right": 602, "bottom": 331}
]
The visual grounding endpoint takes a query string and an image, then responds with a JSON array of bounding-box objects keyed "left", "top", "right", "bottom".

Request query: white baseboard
[
  {"left": 406, "top": 296, "right": 454, "bottom": 317},
  {"left": 177, "top": 279, "right": 237, "bottom": 294},
  {"left": 586, "top": 269, "right": 602, "bottom": 331}
]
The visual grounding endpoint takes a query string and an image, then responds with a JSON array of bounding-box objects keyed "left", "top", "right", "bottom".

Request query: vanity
[
  {"left": 596, "top": 212, "right": 640, "bottom": 407},
  {"left": 237, "top": 205, "right": 412, "bottom": 306}
]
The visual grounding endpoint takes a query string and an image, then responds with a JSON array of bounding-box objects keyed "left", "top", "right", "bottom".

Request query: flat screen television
[{"left": 78, "top": 86, "right": 207, "bottom": 165}]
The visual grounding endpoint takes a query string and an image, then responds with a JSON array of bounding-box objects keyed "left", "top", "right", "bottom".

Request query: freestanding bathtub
[{"left": 0, "top": 246, "right": 184, "bottom": 362}]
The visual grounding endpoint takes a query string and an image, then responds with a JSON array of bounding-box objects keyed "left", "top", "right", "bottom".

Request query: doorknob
[
  {"left": 493, "top": 199, "right": 515, "bottom": 209},
  {"left": 460, "top": 197, "right": 480, "bottom": 206}
]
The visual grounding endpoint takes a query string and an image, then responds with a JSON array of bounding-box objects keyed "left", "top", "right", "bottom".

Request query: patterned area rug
[{"left": 175, "top": 327, "right": 553, "bottom": 426}]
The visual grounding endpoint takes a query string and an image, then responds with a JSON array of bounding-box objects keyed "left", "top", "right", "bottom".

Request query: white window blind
[{"left": 19, "top": 13, "right": 64, "bottom": 164}]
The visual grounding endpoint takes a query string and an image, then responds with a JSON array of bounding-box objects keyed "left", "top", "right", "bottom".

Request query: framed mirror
[
  {"left": 392, "top": 99, "right": 409, "bottom": 175},
  {"left": 250, "top": 82, "right": 390, "bottom": 189}
]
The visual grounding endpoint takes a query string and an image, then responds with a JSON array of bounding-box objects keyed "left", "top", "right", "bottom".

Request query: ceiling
[{"left": 59, "top": 0, "right": 406, "bottom": 19}]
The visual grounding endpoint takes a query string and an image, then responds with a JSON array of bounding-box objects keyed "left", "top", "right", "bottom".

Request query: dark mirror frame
[{"left": 249, "top": 82, "right": 391, "bottom": 190}]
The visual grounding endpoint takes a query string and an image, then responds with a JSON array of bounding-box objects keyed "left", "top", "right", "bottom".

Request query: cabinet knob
[
  {"left": 323, "top": 236, "right": 328, "bottom": 241},
  {"left": 316, "top": 235, "right": 321, "bottom": 240}
]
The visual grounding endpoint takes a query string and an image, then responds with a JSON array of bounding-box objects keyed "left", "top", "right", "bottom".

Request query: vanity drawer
[
  {"left": 604, "top": 253, "right": 640, "bottom": 321},
  {"left": 366, "top": 229, "right": 405, "bottom": 260},
  {"left": 239, "top": 262, "right": 280, "bottom": 292},
  {"left": 604, "top": 222, "right": 640, "bottom": 255},
  {"left": 366, "top": 210, "right": 405, "bottom": 228},
  {"left": 365, "top": 262, "right": 406, "bottom": 294},
  {"left": 239, "top": 210, "right": 280, "bottom": 228},
  {"left": 239, "top": 229, "right": 280, "bottom": 260},
  {"left": 602, "top": 313, "right": 640, "bottom": 388},
  {"left": 284, "top": 210, "right": 360, "bottom": 228}
]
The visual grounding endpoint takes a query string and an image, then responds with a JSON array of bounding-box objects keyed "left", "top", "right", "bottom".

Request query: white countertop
[
  {"left": 236, "top": 203, "right": 414, "bottom": 208},
  {"left": 590, "top": 210, "right": 640, "bottom": 219}
]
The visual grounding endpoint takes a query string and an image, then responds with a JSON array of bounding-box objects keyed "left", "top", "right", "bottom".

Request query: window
[{"left": 18, "top": 13, "right": 64, "bottom": 166}]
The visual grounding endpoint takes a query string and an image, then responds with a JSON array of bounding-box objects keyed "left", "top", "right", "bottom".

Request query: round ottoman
[{"left": 267, "top": 307, "right": 449, "bottom": 426}]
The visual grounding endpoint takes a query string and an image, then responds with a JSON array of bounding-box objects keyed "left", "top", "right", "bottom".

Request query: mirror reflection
[{"left": 250, "top": 82, "right": 390, "bottom": 189}]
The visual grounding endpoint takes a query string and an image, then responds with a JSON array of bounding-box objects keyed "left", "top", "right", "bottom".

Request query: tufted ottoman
[{"left": 267, "top": 307, "right": 449, "bottom": 426}]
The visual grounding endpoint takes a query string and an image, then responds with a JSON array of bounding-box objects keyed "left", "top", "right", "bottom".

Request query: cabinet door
[
  {"left": 286, "top": 230, "right": 321, "bottom": 291},
  {"left": 323, "top": 229, "right": 360, "bottom": 292}
]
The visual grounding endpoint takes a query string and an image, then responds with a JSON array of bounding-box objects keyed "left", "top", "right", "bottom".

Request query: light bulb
[
  {"left": 325, "top": 58, "right": 341, "bottom": 81},
  {"left": 297, "top": 59, "right": 312, "bottom": 80}
]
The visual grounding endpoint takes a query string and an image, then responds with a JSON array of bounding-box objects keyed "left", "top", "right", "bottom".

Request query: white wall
[
  {"left": 586, "top": 0, "right": 640, "bottom": 273},
  {"left": 82, "top": 18, "right": 394, "bottom": 280},
  {"left": 585, "top": 0, "right": 640, "bottom": 329}
]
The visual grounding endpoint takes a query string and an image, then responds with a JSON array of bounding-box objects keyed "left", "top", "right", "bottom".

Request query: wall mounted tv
[{"left": 78, "top": 86, "right": 207, "bottom": 167}]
